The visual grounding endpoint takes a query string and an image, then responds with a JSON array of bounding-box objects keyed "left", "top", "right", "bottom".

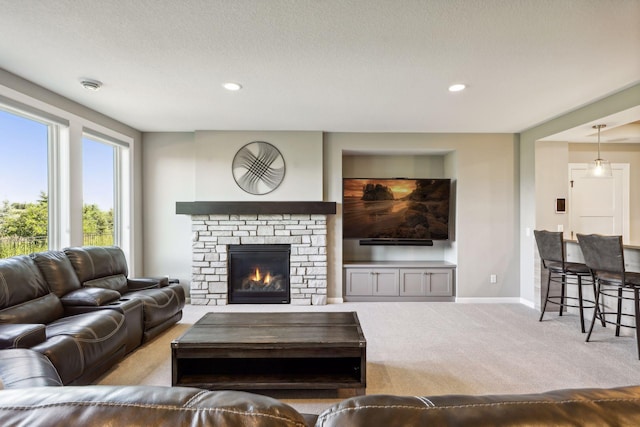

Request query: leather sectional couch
[
  {"left": 1, "top": 349, "right": 640, "bottom": 426},
  {"left": 0, "top": 246, "right": 185, "bottom": 385}
]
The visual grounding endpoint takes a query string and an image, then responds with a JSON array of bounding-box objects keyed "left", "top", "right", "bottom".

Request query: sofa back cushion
[
  {"left": 83, "top": 275, "right": 128, "bottom": 294},
  {"left": 315, "top": 387, "right": 640, "bottom": 427},
  {"left": 0, "top": 256, "right": 64, "bottom": 324},
  {"left": 64, "top": 246, "right": 129, "bottom": 283},
  {"left": 0, "top": 386, "right": 309, "bottom": 426},
  {"left": 30, "top": 251, "right": 82, "bottom": 297}
]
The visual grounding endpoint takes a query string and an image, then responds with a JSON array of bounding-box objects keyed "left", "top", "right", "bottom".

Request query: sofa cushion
[
  {"left": 315, "top": 387, "right": 640, "bottom": 427},
  {"left": 60, "top": 287, "right": 121, "bottom": 307},
  {"left": 83, "top": 274, "right": 128, "bottom": 294},
  {"left": 0, "top": 349, "right": 62, "bottom": 389},
  {"left": 31, "top": 335, "right": 84, "bottom": 385},
  {"left": 64, "top": 246, "right": 128, "bottom": 283},
  {"left": 0, "top": 324, "right": 46, "bottom": 349},
  {"left": 0, "top": 256, "right": 64, "bottom": 325},
  {"left": 0, "top": 386, "right": 308, "bottom": 427},
  {"left": 0, "top": 293, "right": 64, "bottom": 325},
  {"left": 45, "top": 310, "right": 127, "bottom": 368},
  {"left": 126, "top": 286, "right": 184, "bottom": 330},
  {"left": 30, "top": 251, "right": 82, "bottom": 297},
  {"left": 127, "top": 277, "right": 161, "bottom": 290}
]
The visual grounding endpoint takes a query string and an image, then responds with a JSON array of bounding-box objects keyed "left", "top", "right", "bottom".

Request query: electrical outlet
[{"left": 490, "top": 274, "right": 497, "bottom": 284}]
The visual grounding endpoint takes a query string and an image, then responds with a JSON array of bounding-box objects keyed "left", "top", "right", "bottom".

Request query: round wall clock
[{"left": 232, "top": 141, "right": 286, "bottom": 195}]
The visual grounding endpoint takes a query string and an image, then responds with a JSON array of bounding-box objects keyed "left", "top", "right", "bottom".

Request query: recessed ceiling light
[
  {"left": 80, "top": 78, "right": 102, "bottom": 91},
  {"left": 222, "top": 82, "right": 242, "bottom": 91},
  {"left": 448, "top": 84, "right": 466, "bottom": 92}
]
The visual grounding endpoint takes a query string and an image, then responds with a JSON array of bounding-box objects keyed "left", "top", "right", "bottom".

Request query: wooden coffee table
[{"left": 171, "top": 311, "right": 366, "bottom": 395}]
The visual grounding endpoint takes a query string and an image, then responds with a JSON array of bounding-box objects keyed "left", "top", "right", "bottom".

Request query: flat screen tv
[{"left": 343, "top": 178, "right": 451, "bottom": 244}]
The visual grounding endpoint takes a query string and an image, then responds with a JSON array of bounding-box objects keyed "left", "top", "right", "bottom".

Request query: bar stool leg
[
  {"left": 539, "top": 271, "right": 552, "bottom": 322},
  {"left": 634, "top": 288, "right": 640, "bottom": 360},
  {"left": 577, "top": 275, "right": 585, "bottom": 333},
  {"left": 559, "top": 274, "right": 566, "bottom": 317},
  {"left": 616, "top": 287, "right": 623, "bottom": 337},
  {"left": 591, "top": 275, "right": 606, "bottom": 327},
  {"left": 586, "top": 281, "right": 601, "bottom": 343}
]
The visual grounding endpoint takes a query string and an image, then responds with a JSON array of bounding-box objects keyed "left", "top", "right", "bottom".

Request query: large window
[
  {"left": 83, "top": 136, "right": 115, "bottom": 246},
  {"left": 0, "top": 109, "right": 50, "bottom": 257},
  {"left": 0, "top": 99, "right": 132, "bottom": 262}
]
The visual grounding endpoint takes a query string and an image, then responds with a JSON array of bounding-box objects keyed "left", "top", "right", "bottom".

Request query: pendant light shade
[{"left": 586, "top": 124, "right": 612, "bottom": 178}]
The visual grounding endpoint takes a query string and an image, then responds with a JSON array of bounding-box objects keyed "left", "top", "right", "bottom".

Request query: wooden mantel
[{"left": 176, "top": 201, "right": 336, "bottom": 215}]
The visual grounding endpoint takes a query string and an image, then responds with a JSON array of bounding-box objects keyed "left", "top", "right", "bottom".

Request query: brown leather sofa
[
  {"left": 34, "top": 246, "right": 186, "bottom": 344},
  {"left": 0, "top": 348, "right": 640, "bottom": 426},
  {"left": 0, "top": 254, "right": 128, "bottom": 385},
  {"left": 0, "top": 246, "right": 185, "bottom": 385}
]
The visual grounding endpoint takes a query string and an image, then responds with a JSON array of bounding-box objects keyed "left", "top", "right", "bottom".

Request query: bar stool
[
  {"left": 534, "top": 230, "right": 598, "bottom": 333},
  {"left": 577, "top": 233, "right": 640, "bottom": 359}
]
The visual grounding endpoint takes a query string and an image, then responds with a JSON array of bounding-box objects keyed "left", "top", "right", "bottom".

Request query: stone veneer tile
[{"left": 190, "top": 213, "right": 328, "bottom": 305}]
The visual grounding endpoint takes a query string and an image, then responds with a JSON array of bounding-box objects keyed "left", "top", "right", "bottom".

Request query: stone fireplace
[
  {"left": 177, "top": 202, "right": 336, "bottom": 305},
  {"left": 227, "top": 244, "right": 291, "bottom": 304}
]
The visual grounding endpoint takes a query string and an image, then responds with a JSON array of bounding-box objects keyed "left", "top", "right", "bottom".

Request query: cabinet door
[
  {"left": 345, "top": 269, "right": 373, "bottom": 296},
  {"left": 426, "top": 269, "right": 453, "bottom": 296},
  {"left": 400, "top": 269, "right": 427, "bottom": 296},
  {"left": 372, "top": 269, "right": 399, "bottom": 296}
]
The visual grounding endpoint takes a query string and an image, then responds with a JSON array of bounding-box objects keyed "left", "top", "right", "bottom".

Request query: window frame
[{"left": 0, "top": 100, "right": 64, "bottom": 252}]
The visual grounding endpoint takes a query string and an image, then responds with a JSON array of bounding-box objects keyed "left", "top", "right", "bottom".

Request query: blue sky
[{"left": 0, "top": 109, "right": 114, "bottom": 210}]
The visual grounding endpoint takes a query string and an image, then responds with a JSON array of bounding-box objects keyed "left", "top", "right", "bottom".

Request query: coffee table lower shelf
[
  {"left": 172, "top": 353, "right": 365, "bottom": 393},
  {"left": 175, "top": 374, "right": 363, "bottom": 391}
]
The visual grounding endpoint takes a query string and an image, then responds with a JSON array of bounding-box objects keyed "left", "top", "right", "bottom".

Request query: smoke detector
[{"left": 80, "top": 79, "right": 102, "bottom": 91}]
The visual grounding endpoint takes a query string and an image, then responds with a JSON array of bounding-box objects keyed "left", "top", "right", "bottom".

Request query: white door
[{"left": 568, "top": 163, "right": 629, "bottom": 241}]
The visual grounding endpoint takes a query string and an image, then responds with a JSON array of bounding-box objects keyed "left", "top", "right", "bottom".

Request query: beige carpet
[{"left": 97, "top": 302, "right": 640, "bottom": 415}]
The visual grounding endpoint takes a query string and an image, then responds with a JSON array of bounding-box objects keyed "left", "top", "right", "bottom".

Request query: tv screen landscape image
[{"left": 342, "top": 178, "right": 451, "bottom": 241}]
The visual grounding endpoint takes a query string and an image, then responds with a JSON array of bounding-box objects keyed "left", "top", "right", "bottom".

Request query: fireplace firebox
[{"left": 227, "top": 244, "right": 291, "bottom": 304}]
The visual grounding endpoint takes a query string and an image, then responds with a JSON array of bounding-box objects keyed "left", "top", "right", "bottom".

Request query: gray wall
[{"left": 141, "top": 130, "right": 523, "bottom": 303}]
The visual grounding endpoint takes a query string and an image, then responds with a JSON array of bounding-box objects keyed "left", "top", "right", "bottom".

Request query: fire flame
[{"left": 251, "top": 268, "right": 271, "bottom": 284}]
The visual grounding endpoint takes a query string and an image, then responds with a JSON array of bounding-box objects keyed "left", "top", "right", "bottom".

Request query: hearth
[{"left": 227, "top": 244, "right": 291, "bottom": 304}]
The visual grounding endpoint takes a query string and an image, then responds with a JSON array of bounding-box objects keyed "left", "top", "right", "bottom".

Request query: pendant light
[{"left": 586, "top": 124, "right": 612, "bottom": 178}]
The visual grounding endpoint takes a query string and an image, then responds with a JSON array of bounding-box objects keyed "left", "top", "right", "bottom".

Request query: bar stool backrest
[
  {"left": 576, "top": 233, "right": 625, "bottom": 275},
  {"left": 534, "top": 230, "right": 565, "bottom": 268}
]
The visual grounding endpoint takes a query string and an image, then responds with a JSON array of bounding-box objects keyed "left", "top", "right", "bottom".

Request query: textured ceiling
[{"left": 0, "top": 0, "right": 639, "bottom": 133}]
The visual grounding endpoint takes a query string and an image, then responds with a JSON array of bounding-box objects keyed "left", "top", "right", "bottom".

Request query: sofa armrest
[
  {"left": 60, "top": 288, "right": 121, "bottom": 307},
  {"left": 127, "top": 277, "right": 168, "bottom": 290},
  {"left": 0, "top": 324, "right": 46, "bottom": 349},
  {"left": 0, "top": 348, "right": 63, "bottom": 388}
]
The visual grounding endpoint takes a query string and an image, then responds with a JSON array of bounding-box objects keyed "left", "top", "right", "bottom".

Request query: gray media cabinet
[{"left": 343, "top": 261, "right": 456, "bottom": 302}]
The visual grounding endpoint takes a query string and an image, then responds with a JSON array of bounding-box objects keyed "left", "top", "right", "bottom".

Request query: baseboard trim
[
  {"left": 519, "top": 298, "right": 536, "bottom": 309},
  {"left": 325, "top": 296, "right": 535, "bottom": 307},
  {"left": 455, "top": 297, "right": 524, "bottom": 304}
]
